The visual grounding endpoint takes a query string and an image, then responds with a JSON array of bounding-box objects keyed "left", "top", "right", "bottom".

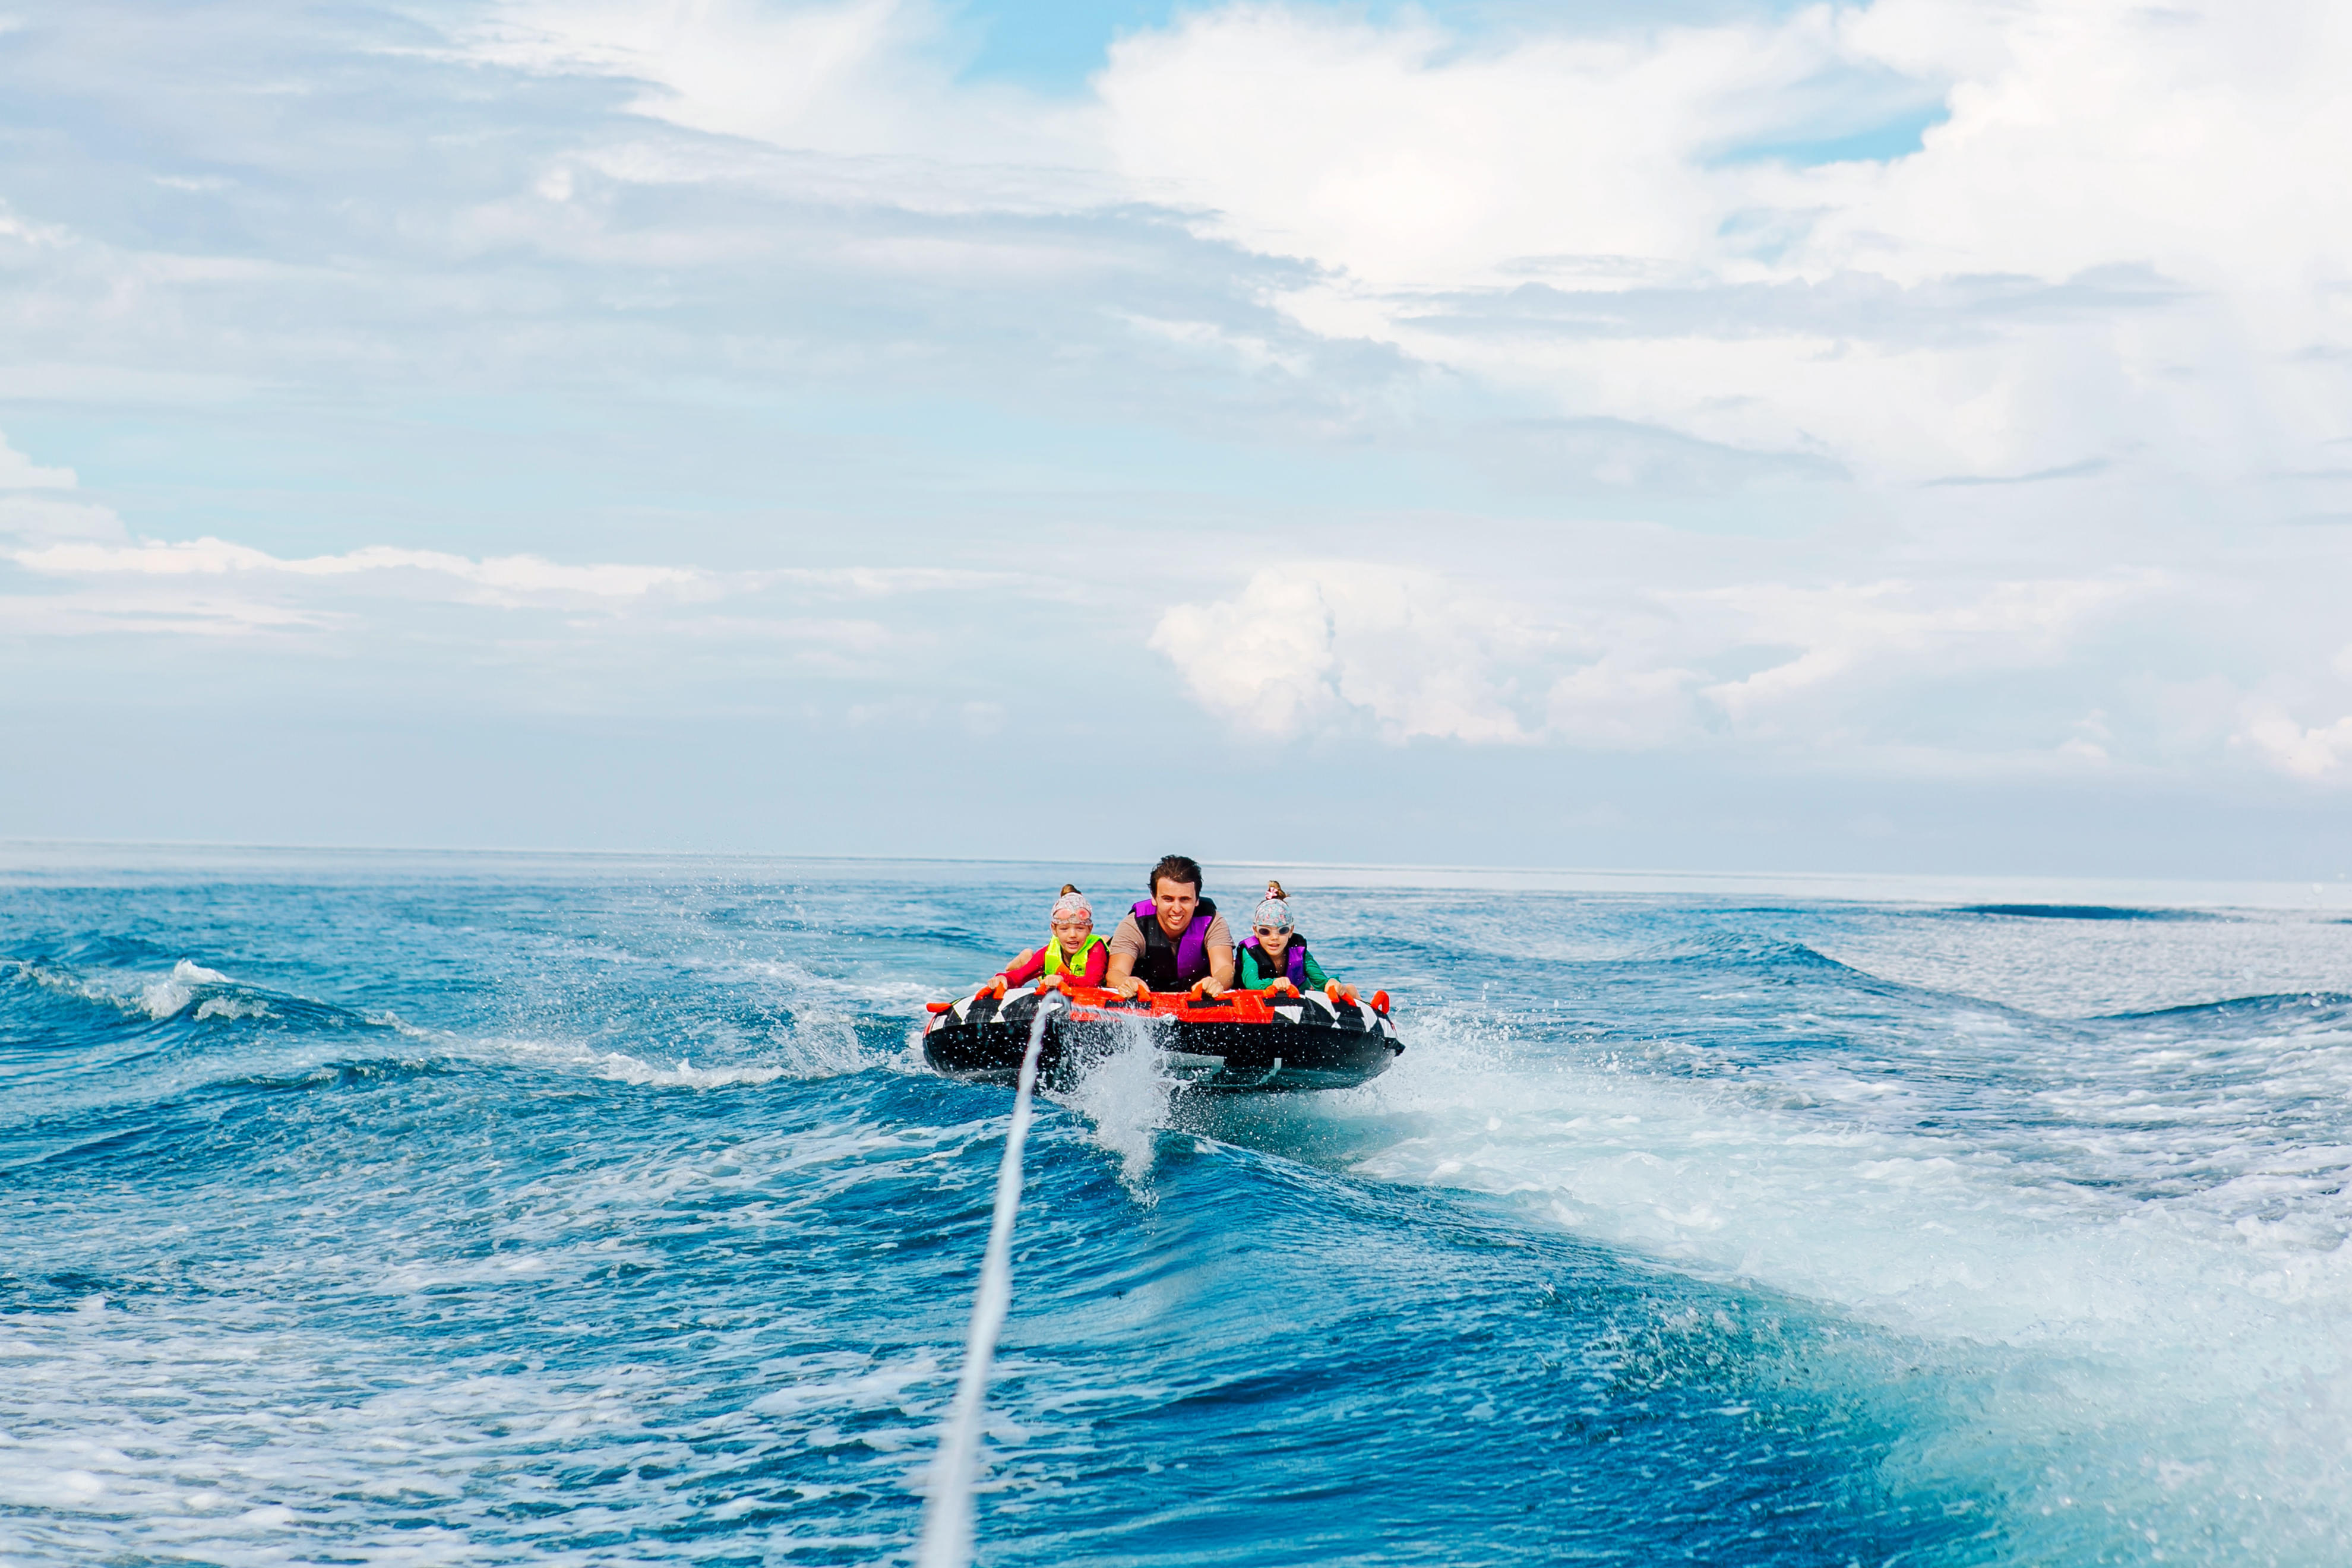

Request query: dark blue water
[{"left": 6, "top": 852, "right": 2351, "bottom": 1565}]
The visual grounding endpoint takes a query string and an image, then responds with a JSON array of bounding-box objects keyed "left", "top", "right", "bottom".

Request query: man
[{"left": 1105, "top": 853, "right": 1235, "bottom": 998}]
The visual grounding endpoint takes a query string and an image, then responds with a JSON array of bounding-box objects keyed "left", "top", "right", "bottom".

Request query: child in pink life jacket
[{"left": 980, "top": 886, "right": 1110, "bottom": 995}]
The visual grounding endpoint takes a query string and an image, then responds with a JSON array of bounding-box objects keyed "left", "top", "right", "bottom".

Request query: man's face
[{"left": 1152, "top": 877, "right": 1199, "bottom": 935}]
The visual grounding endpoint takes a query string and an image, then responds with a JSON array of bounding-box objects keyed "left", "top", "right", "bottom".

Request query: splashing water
[
  {"left": 1061, "top": 1012, "right": 1172, "bottom": 1195},
  {"left": 916, "top": 996, "right": 1054, "bottom": 1568}
]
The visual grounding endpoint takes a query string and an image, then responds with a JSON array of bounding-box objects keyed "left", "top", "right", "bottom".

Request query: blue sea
[{"left": 7, "top": 849, "right": 2352, "bottom": 1566}]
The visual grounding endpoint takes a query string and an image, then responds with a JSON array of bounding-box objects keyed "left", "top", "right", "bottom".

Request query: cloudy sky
[{"left": 4, "top": 0, "right": 2350, "bottom": 875}]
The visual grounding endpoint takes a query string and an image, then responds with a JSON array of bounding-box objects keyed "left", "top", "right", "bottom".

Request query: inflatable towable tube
[{"left": 922, "top": 982, "right": 1402, "bottom": 1093}]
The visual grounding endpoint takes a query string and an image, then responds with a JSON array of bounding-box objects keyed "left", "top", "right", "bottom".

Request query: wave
[
  {"left": 1633, "top": 930, "right": 1877, "bottom": 976},
  {"left": 1956, "top": 903, "right": 2227, "bottom": 922},
  {"left": 3, "top": 949, "right": 918, "bottom": 1108},
  {"left": 2092, "top": 990, "right": 2352, "bottom": 1024},
  {"left": 486, "top": 1033, "right": 800, "bottom": 1089},
  {"left": 4, "top": 956, "right": 377, "bottom": 1032}
]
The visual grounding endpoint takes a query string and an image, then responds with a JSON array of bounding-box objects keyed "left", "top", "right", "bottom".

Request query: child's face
[
  {"left": 1253, "top": 924, "right": 1290, "bottom": 955},
  {"left": 1051, "top": 913, "right": 1093, "bottom": 949}
]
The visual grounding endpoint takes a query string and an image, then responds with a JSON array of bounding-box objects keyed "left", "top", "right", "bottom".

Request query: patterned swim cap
[
  {"left": 1251, "top": 897, "right": 1294, "bottom": 932},
  {"left": 1051, "top": 891, "right": 1093, "bottom": 922}
]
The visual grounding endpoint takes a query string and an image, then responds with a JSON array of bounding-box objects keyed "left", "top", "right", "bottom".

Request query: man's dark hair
[{"left": 1148, "top": 854, "right": 1203, "bottom": 894}]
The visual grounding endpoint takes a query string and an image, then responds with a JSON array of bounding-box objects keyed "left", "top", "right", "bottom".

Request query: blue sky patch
[{"left": 1714, "top": 103, "right": 1951, "bottom": 167}]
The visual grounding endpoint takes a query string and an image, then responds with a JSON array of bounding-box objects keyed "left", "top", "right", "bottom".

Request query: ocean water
[{"left": 5, "top": 849, "right": 2352, "bottom": 1567}]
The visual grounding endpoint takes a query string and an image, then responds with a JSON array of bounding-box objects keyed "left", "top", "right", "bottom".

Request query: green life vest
[{"left": 1042, "top": 934, "right": 1107, "bottom": 978}]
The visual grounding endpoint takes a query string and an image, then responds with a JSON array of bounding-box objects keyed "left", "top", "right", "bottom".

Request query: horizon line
[{"left": 4, "top": 835, "right": 2347, "bottom": 903}]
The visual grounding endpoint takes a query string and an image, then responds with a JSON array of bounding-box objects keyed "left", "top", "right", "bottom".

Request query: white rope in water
[{"left": 917, "top": 997, "right": 1055, "bottom": 1568}]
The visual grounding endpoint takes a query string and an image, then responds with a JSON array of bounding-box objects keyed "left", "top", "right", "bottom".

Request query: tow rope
[{"left": 917, "top": 995, "right": 1055, "bottom": 1567}]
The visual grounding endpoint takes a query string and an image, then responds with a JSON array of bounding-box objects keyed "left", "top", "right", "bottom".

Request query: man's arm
[
  {"left": 1203, "top": 915, "right": 1235, "bottom": 995},
  {"left": 1104, "top": 915, "right": 1147, "bottom": 996}
]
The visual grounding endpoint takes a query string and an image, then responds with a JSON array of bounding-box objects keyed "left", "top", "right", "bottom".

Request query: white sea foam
[
  {"left": 585, "top": 1051, "right": 792, "bottom": 1089},
  {"left": 0, "top": 1093, "right": 990, "bottom": 1567},
  {"left": 14, "top": 957, "right": 236, "bottom": 1022},
  {"left": 0, "top": 1301, "right": 950, "bottom": 1567},
  {"left": 732, "top": 956, "right": 949, "bottom": 1011},
  {"left": 1351, "top": 1016, "right": 2352, "bottom": 1342},
  {"left": 1299, "top": 977, "right": 2352, "bottom": 1560},
  {"left": 476, "top": 1010, "right": 876, "bottom": 1089},
  {"left": 138, "top": 959, "right": 229, "bottom": 1019}
]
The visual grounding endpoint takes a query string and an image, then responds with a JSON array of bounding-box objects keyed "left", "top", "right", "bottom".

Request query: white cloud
[
  {"left": 0, "top": 589, "right": 335, "bottom": 638},
  {"left": 1548, "top": 658, "right": 1702, "bottom": 750},
  {"left": 1150, "top": 565, "right": 1541, "bottom": 743},
  {"left": 1088, "top": 0, "right": 2352, "bottom": 489},
  {"left": 0, "top": 397, "right": 1088, "bottom": 643},
  {"left": 1689, "top": 573, "right": 2155, "bottom": 729},
  {"left": 0, "top": 535, "right": 1096, "bottom": 638},
  {"left": 0, "top": 495, "right": 128, "bottom": 545},
  {"left": 1097, "top": 6, "right": 1818, "bottom": 288},
  {"left": 763, "top": 565, "right": 1083, "bottom": 600},
  {"left": 8, "top": 537, "right": 704, "bottom": 605},
  {"left": 2240, "top": 709, "right": 2352, "bottom": 780},
  {"left": 0, "top": 432, "right": 75, "bottom": 489},
  {"left": 467, "top": 0, "right": 1088, "bottom": 172},
  {"left": 473, "top": 0, "right": 2352, "bottom": 498},
  {"left": 0, "top": 406, "right": 1091, "bottom": 651},
  {"left": 1153, "top": 559, "right": 2166, "bottom": 763}
]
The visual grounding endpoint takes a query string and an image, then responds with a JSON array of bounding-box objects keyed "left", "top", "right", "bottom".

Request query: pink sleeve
[
  {"left": 1081, "top": 941, "right": 1110, "bottom": 988},
  {"left": 997, "top": 948, "right": 1045, "bottom": 987}
]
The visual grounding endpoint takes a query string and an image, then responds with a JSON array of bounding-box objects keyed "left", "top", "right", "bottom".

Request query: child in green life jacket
[
  {"left": 1233, "top": 881, "right": 1358, "bottom": 1003},
  {"left": 981, "top": 885, "right": 1110, "bottom": 995}
]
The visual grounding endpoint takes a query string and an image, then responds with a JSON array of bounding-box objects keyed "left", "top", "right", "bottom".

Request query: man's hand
[{"left": 1104, "top": 950, "right": 1139, "bottom": 998}]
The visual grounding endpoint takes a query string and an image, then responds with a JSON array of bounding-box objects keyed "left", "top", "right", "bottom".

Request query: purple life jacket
[
  {"left": 1130, "top": 897, "right": 1219, "bottom": 989},
  {"left": 1240, "top": 936, "right": 1309, "bottom": 988}
]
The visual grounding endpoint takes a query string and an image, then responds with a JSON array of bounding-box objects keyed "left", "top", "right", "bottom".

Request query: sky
[{"left": 2, "top": 0, "right": 2350, "bottom": 877}]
